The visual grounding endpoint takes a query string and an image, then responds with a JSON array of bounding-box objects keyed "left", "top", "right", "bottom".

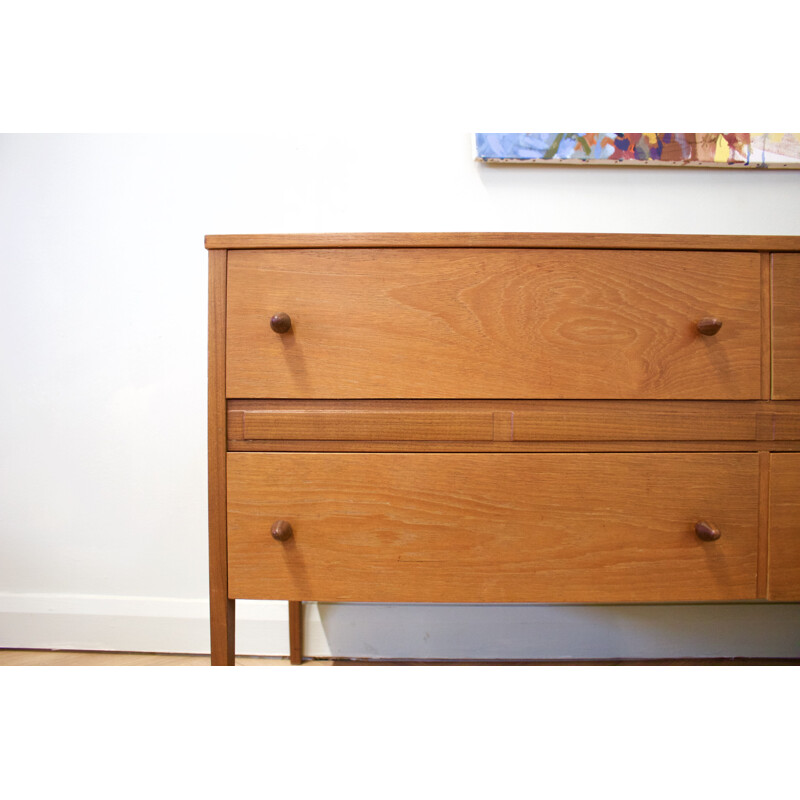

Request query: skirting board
[
  {"left": 0, "top": 594, "right": 326, "bottom": 657},
  {"left": 1, "top": 595, "right": 800, "bottom": 660}
]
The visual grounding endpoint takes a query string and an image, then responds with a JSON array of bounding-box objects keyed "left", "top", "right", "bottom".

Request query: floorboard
[
  {"left": 1, "top": 650, "right": 798, "bottom": 666},
  {"left": 0, "top": 649, "right": 331, "bottom": 666}
]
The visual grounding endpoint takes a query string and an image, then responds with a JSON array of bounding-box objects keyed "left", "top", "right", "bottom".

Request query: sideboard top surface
[{"left": 205, "top": 232, "right": 800, "bottom": 251}]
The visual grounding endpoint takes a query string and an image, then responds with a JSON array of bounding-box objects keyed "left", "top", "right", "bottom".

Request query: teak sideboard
[{"left": 206, "top": 233, "right": 800, "bottom": 665}]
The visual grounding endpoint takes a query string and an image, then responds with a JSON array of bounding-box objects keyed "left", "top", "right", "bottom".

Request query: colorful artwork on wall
[{"left": 475, "top": 133, "right": 800, "bottom": 168}]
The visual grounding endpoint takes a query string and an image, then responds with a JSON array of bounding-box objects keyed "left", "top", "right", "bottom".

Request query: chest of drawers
[{"left": 207, "top": 233, "right": 800, "bottom": 665}]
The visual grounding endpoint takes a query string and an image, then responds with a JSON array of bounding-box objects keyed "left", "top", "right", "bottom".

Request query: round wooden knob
[
  {"left": 271, "top": 520, "right": 293, "bottom": 542},
  {"left": 696, "top": 317, "right": 722, "bottom": 336},
  {"left": 270, "top": 312, "right": 292, "bottom": 334},
  {"left": 695, "top": 521, "right": 721, "bottom": 542}
]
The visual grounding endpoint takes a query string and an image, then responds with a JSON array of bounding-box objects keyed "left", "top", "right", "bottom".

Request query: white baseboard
[
  {"left": 1, "top": 594, "right": 799, "bottom": 660},
  {"left": 0, "top": 593, "right": 328, "bottom": 657}
]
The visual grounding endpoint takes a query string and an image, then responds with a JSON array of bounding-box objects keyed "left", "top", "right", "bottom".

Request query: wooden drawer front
[
  {"left": 241, "top": 408, "right": 495, "bottom": 441},
  {"left": 227, "top": 452, "right": 759, "bottom": 603},
  {"left": 226, "top": 248, "right": 761, "bottom": 399},
  {"left": 230, "top": 400, "right": 799, "bottom": 447},
  {"left": 768, "top": 453, "right": 800, "bottom": 600},
  {"left": 772, "top": 253, "right": 800, "bottom": 399}
]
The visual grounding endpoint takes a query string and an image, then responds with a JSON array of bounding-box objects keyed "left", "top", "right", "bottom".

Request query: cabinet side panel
[
  {"left": 209, "top": 248, "right": 235, "bottom": 664},
  {"left": 772, "top": 253, "right": 800, "bottom": 399}
]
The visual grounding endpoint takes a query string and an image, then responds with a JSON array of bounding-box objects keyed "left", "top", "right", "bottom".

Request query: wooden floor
[
  {"left": 0, "top": 650, "right": 331, "bottom": 666},
  {"left": 2, "top": 649, "right": 799, "bottom": 666}
]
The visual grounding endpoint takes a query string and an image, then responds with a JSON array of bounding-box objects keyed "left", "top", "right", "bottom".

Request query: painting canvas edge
[{"left": 474, "top": 133, "right": 800, "bottom": 169}]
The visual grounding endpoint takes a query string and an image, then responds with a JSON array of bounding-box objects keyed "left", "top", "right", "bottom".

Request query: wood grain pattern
[
  {"left": 227, "top": 400, "right": 800, "bottom": 445},
  {"left": 242, "top": 410, "right": 495, "bottom": 441},
  {"left": 770, "top": 413, "right": 800, "bottom": 440},
  {"left": 0, "top": 650, "right": 327, "bottom": 666},
  {"left": 226, "top": 248, "right": 761, "bottom": 400},
  {"left": 758, "top": 451, "right": 770, "bottom": 598},
  {"left": 7, "top": 650, "right": 799, "bottom": 666},
  {"left": 289, "top": 601, "right": 303, "bottom": 665},
  {"left": 761, "top": 252, "right": 772, "bottom": 399},
  {"left": 768, "top": 453, "right": 800, "bottom": 600},
  {"left": 758, "top": 406, "right": 800, "bottom": 440},
  {"left": 209, "top": 233, "right": 800, "bottom": 665},
  {"left": 772, "top": 253, "right": 800, "bottom": 399},
  {"left": 206, "top": 232, "right": 800, "bottom": 252},
  {"left": 227, "top": 452, "right": 760, "bottom": 603},
  {"left": 510, "top": 401, "right": 757, "bottom": 442},
  {"left": 208, "top": 249, "right": 235, "bottom": 665},
  {"left": 228, "top": 440, "right": 800, "bottom": 453}
]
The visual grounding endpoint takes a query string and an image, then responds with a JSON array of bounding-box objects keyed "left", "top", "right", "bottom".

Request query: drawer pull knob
[
  {"left": 695, "top": 521, "right": 721, "bottom": 542},
  {"left": 696, "top": 317, "right": 722, "bottom": 336},
  {"left": 270, "top": 312, "right": 292, "bottom": 334},
  {"left": 271, "top": 520, "right": 294, "bottom": 542}
]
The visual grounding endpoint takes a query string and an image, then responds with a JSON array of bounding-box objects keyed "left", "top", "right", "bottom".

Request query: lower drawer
[{"left": 227, "top": 452, "right": 759, "bottom": 603}]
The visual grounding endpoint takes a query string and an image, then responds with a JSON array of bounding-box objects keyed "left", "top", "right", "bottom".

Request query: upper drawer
[{"left": 226, "top": 248, "right": 761, "bottom": 399}]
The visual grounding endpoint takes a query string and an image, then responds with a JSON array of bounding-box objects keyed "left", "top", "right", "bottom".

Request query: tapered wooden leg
[
  {"left": 289, "top": 601, "right": 303, "bottom": 665},
  {"left": 211, "top": 597, "right": 235, "bottom": 665},
  {"left": 208, "top": 248, "right": 234, "bottom": 666}
]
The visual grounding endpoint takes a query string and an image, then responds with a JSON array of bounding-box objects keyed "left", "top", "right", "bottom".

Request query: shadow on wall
[{"left": 313, "top": 603, "right": 800, "bottom": 661}]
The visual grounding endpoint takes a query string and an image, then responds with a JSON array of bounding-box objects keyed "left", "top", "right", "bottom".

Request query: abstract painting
[{"left": 475, "top": 133, "right": 800, "bottom": 168}]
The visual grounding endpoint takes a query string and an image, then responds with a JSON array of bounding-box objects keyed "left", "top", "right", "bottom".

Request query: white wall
[{"left": 1, "top": 132, "right": 799, "bottom": 659}]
